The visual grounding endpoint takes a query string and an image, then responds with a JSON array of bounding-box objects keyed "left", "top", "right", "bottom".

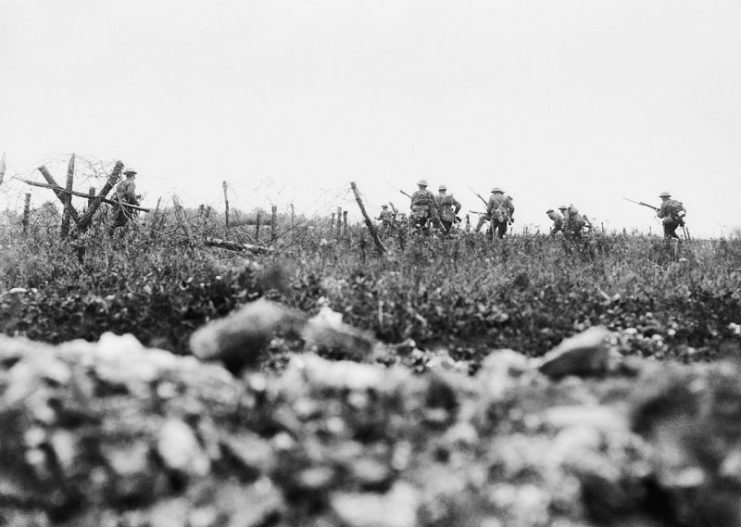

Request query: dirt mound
[{"left": 2, "top": 328, "right": 741, "bottom": 526}]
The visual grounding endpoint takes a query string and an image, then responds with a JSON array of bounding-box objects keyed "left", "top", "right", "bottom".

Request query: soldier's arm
[{"left": 453, "top": 196, "right": 461, "bottom": 213}]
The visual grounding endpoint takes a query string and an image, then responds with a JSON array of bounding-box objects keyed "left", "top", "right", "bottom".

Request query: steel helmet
[
  {"left": 491, "top": 187, "right": 503, "bottom": 193},
  {"left": 381, "top": 204, "right": 388, "bottom": 208},
  {"left": 568, "top": 204, "right": 579, "bottom": 213},
  {"left": 123, "top": 167, "right": 137, "bottom": 176},
  {"left": 417, "top": 179, "right": 428, "bottom": 187},
  {"left": 438, "top": 184, "right": 447, "bottom": 191},
  {"left": 558, "top": 205, "right": 567, "bottom": 210},
  {"left": 546, "top": 209, "right": 554, "bottom": 214},
  {"left": 659, "top": 191, "right": 671, "bottom": 198}
]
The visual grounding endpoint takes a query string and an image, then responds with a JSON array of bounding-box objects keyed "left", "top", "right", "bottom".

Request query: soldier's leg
[
  {"left": 475, "top": 215, "right": 487, "bottom": 233},
  {"left": 497, "top": 221, "right": 507, "bottom": 238}
]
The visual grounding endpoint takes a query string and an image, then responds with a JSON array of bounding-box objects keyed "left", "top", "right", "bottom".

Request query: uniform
[
  {"left": 547, "top": 210, "right": 564, "bottom": 237},
  {"left": 657, "top": 193, "right": 685, "bottom": 240},
  {"left": 435, "top": 188, "right": 461, "bottom": 234},
  {"left": 111, "top": 172, "right": 139, "bottom": 229},
  {"left": 563, "top": 205, "right": 586, "bottom": 239},
  {"left": 486, "top": 189, "right": 514, "bottom": 239},
  {"left": 377, "top": 206, "right": 395, "bottom": 236},
  {"left": 409, "top": 180, "right": 438, "bottom": 232}
]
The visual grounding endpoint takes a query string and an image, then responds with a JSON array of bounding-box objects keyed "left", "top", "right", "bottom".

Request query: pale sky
[{"left": 1, "top": 0, "right": 740, "bottom": 236}]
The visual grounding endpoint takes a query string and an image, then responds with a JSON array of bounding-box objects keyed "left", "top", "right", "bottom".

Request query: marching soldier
[
  {"left": 657, "top": 191, "right": 686, "bottom": 240},
  {"left": 486, "top": 187, "right": 514, "bottom": 239},
  {"left": 377, "top": 204, "right": 395, "bottom": 236},
  {"left": 546, "top": 209, "right": 564, "bottom": 237},
  {"left": 110, "top": 167, "right": 140, "bottom": 233},
  {"left": 435, "top": 185, "right": 461, "bottom": 234},
  {"left": 409, "top": 179, "right": 438, "bottom": 233},
  {"left": 563, "top": 204, "right": 586, "bottom": 239}
]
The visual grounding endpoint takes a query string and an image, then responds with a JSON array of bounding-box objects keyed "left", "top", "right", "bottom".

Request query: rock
[
  {"left": 330, "top": 481, "right": 420, "bottom": 527},
  {"left": 219, "top": 432, "right": 276, "bottom": 481},
  {"left": 538, "top": 326, "right": 612, "bottom": 379},
  {"left": 156, "top": 419, "right": 210, "bottom": 477},
  {"left": 302, "top": 305, "right": 376, "bottom": 360},
  {"left": 189, "top": 299, "right": 305, "bottom": 374}
]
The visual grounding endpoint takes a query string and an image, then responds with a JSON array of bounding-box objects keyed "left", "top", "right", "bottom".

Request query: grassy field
[{"left": 1, "top": 210, "right": 740, "bottom": 365}]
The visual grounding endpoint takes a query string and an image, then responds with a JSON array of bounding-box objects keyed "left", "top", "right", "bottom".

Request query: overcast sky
[{"left": 1, "top": 0, "right": 740, "bottom": 236}]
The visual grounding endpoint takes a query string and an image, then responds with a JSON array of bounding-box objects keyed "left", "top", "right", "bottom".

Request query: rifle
[
  {"left": 623, "top": 197, "right": 659, "bottom": 212},
  {"left": 469, "top": 210, "right": 488, "bottom": 215},
  {"left": 389, "top": 184, "right": 412, "bottom": 199},
  {"left": 468, "top": 186, "right": 488, "bottom": 208},
  {"left": 388, "top": 202, "right": 398, "bottom": 215}
]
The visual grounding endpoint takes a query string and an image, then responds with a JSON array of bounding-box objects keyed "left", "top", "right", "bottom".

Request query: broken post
[
  {"left": 271, "top": 205, "right": 277, "bottom": 241},
  {"left": 76, "top": 161, "right": 124, "bottom": 232},
  {"left": 222, "top": 181, "right": 230, "bottom": 234},
  {"left": 61, "top": 154, "right": 75, "bottom": 238},
  {"left": 22, "top": 193, "right": 31, "bottom": 235},
  {"left": 290, "top": 203, "right": 295, "bottom": 229},
  {"left": 350, "top": 182, "right": 385, "bottom": 255},
  {"left": 343, "top": 210, "right": 348, "bottom": 236},
  {"left": 37, "top": 165, "right": 80, "bottom": 225},
  {"left": 88, "top": 186, "right": 95, "bottom": 210},
  {"left": 256, "top": 211, "right": 262, "bottom": 241}
]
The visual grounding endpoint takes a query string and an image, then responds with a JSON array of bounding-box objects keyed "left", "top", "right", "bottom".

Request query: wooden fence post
[
  {"left": 61, "top": 154, "right": 75, "bottom": 238},
  {"left": 76, "top": 161, "right": 124, "bottom": 232},
  {"left": 256, "top": 211, "right": 262, "bottom": 241},
  {"left": 222, "top": 181, "right": 230, "bottom": 234},
  {"left": 271, "top": 205, "right": 278, "bottom": 241},
  {"left": 22, "top": 193, "right": 31, "bottom": 235},
  {"left": 350, "top": 182, "right": 385, "bottom": 255},
  {"left": 290, "top": 203, "right": 295, "bottom": 229},
  {"left": 172, "top": 196, "right": 191, "bottom": 239},
  {"left": 342, "top": 210, "right": 348, "bottom": 237},
  {"left": 88, "top": 187, "right": 95, "bottom": 210},
  {"left": 336, "top": 207, "right": 342, "bottom": 239},
  {"left": 149, "top": 197, "right": 162, "bottom": 238}
]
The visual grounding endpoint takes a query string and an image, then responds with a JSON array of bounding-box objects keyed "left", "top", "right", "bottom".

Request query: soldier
[
  {"left": 110, "top": 167, "right": 140, "bottom": 233},
  {"left": 486, "top": 187, "right": 514, "bottom": 239},
  {"left": 409, "top": 179, "right": 438, "bottom": 233},
  {"left": 546, "top": 209, "right": 564, "bottom": 237},
  {"left": 377, "top": 204, "right": 395, "bottom": 236},
  {"left": 656, "top": 191, "right": 686, "bottom": 240},
  {"left": 435, "top": 185, "right": 461, "bottom": 234},
  {"left": 563, "top": 204, "right": 586, "bottom": 239}
]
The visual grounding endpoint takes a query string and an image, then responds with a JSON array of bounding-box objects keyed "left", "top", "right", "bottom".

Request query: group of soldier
[{"left": 377, "top": 181, "right": 687, "bottom": 241}]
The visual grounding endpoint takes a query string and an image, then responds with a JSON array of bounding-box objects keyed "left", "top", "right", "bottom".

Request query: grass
[{"left": 1, "top": 209, "right": 740, "bottom": 365}]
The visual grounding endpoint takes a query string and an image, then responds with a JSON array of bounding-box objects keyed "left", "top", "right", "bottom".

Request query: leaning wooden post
[
  {"left": 271, "top": 205, "right": 277, "bottom": 241},
  {"left": 22, "top": 193, "right": 31, "bottom": 235},
  {"left": 76, "top": 161, "right": 124, "bottom": 232},
  {"left": 61, "top": 154, "right": 75, "bottom": 238},
  {"left": 222, "top": 181, "right": 230, "bottom": 234},
  {"left": 37, "top": 165, "right": 80, "bottom": 225},
  {"left": 350, "top": 182, "right": 385, "bottom": 255}
]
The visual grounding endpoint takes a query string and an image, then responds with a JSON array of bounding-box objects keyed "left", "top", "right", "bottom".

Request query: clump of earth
[{"left": 2, "top": 299, "right": 741, "bottom": 527}]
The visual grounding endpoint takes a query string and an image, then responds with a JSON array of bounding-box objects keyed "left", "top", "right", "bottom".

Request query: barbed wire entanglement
[{"left": 0, "top": 153, "right": 379, "bottom": 244}]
